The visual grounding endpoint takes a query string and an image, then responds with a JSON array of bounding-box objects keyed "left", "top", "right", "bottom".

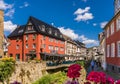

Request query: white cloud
[
  {"left": 79, "top": 35, "right": 99, "bottom": 47},
  {"left": 0, "top": 0, "right": 13, "bottom": 10},
  {"left": 4, "top": 21, "right": 17, "bottom": 32},
  {"left": 74, "top": 7, "right": 90, "bottom": 15},
  {"left": 74, "top": 7, "right": 94, "bottom": 22},
  {"left": 58, "top": 27, "right": 98, "bottom": 47},
  {"left": 58, "top": 27, "right": 79, "bottom": 39},
  {"left": 100, "top": 21, "right": 108, "bottom": 28},
  {"left": 19, "top": 2, "right": 29, "bottom": 8},
  {"left": 93, "top": 23, "right": 97, "bottom": 26},
  {"left": 5, "top": 9, "right": 15, "bottom": 18},
  {"left": 0, "top": 0, "right": 15, "bottom": 18}
]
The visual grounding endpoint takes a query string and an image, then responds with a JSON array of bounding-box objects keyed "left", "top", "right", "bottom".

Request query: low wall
[{"left": 9, "top": 62, "right": 46, "bottom": 84}]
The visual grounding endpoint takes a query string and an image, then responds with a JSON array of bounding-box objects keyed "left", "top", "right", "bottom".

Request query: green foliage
[
  {"left": 0, "top": 57, "right": 15, "bottom": 83},
  {"left": 76, "top": 60, "right": 85, "bottom": 67},
  {"left": 33, "top": 72, "right": 67, "bottom": 84}
]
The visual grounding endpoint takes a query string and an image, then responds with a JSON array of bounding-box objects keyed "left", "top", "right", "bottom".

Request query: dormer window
[
  {"left": 27, "top": 25, "right": 33, "bottom": 31},
  {"left": 49, "top": 28, "right": 52, "bottom": 34},
  {"left": 41, "top": 25, "right": 45, "bottom": 31},
  {"left": 60, "top": 35, "right": 62, "bottom": 38},
  {"left": 18, "top": 29, "right": 23, "bottom": 33},
  {"left": 55, "top": 31, "right": 57, "bottom": 36}
]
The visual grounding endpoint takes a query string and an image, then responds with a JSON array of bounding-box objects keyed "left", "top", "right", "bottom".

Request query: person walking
[{"left": 90, "top": 60, "right": 95, "bottom": 71}]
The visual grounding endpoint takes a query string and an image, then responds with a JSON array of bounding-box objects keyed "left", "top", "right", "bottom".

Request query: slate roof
[
  {"left": 74, "top": 40, "right": 86, "bottom": 48},
  {"left": 8, "top": 16, "right": 65, "bottom": 41},
  {"left": 8, "top": 25, "right": 26, "bottom": 38}
]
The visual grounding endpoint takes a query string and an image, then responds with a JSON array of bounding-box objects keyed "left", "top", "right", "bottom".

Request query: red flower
[
  {"left": 87, "top": 71, "right": 106, "bottom": 83},
  {"left": 106, "top": 76, "right": 114, "bottom": 84},
  {"left": 116, "top": 80, "right": 120, "bottom": 84},
  {"left": 67, "top": 64, "right": 82, "bottom": 78}
]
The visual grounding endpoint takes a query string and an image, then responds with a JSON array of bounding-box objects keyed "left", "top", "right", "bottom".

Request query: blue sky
[{"left": 1, "top": 0, "right": 114, "bottom": 47}]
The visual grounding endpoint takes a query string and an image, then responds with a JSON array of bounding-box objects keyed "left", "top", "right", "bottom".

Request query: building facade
[
  {"left": 104, "top": 0, "right": 120, "bottom": 74},
  {"left": 98, "top": 32, "right": 106, "bottom": 70},
  {"left": 8, "top": 16, "right": 65, "bottom": 61}
]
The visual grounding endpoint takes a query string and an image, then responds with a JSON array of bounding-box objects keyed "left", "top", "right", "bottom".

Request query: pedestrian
[{"left": 90, "top": 60, "right": 95, "bottom": 71}]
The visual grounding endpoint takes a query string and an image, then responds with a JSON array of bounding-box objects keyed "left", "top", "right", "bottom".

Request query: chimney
[{"left": 0, "top": 9, "right": 4, "bottom": 57}]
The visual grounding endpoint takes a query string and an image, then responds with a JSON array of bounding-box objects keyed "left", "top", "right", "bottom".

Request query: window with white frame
[
  {"left": 107, "top": 45, "right": 110, "bottom": 57},
  {"left": 26, "top": 35, "right": 28, "bottom": 40},
  {"left": 117, "top": 18, "right": 120, "bottom": 30},
  {"left": 55, "top": 46, "right": 59, "bottom": 51},
  {"left": 107, "top": 28, "right": 109, "bottom": 38},
  {"left": 49, "top": 45, "right": 53, "bottom": 50},
  {"left": 111, "top": 22, "right": 114, "bottom": 35},
  {"left": 117, "top": 41, "right": 120, "bottom": 57},
  {"left": 26, "top": 44, "right": 28, "bottom": 49},
  {"left": 111, "top": 43, "right": 115, "bottom": 57},
  {"left": 60, "top": 47, "right": 64, "bottom": 51},
  {"left": 49, "top": 38, "right": 53, "bottom": 42},
  {"left": 33, "top": 43, "right": 36, "bottom": 48},
  {"left": 16, "top": 45, "right": 19, "bottom": 49}
]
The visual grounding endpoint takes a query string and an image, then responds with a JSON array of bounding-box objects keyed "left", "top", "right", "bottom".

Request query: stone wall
[{"left": 9, "top": 62, "right": 47, "bottom": 84}]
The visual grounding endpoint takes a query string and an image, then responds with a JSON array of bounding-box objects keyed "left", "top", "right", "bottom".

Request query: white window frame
[
  {"left": 16, "top": 45, "right": 19, "bottom": 49},
  {"left": 117, "top": 41, "right": 120, "bottom": 57},
  {"left": 117, "top": 18, "right": 120, "bottom": 31},
  {"left": 26, "top": 44, "right": 28, "bottom": 49},
  {"left": 111, "top": 43, "right": 115, "bottom": 57},
  {"left": 107, "top": 45, "right": 110, "bottom": 57},
  {"left": 111, "top": 22, "right": 114, "bottom": 35},
  {"left": 33, "top": 43, "right": 36, "bottom": 49}
]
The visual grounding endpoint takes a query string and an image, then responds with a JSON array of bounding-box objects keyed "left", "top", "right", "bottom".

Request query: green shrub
[
  {"left": 33, "top": 72, "right": 67, "bottom": 84},
  {"left": 76, "top": 60, "right": 85, "bottom": 67}
]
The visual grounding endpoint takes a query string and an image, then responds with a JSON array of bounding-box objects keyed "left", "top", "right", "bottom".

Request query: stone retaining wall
[{"left": 9, "top": 62, "right": 46, "bottom": 84}]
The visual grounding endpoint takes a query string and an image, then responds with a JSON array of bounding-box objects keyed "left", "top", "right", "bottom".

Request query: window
[
  {"left": 33, "top": 34, "right": 36, "bottom": 39},
  {"left": 16, "top": 45, "right": 19, "bottom": 49},
  {"left": 107, "top": 28, "right": 109, "bottom": 38},
  {"left": 42, "top": 44, "right": 46, "bottom": 48},
  {"left": 26, "top": 35, "right": 28, "bottom": 40},
  {"left": 49, "top": 45, "right": 53, "bottom": 50},
  {"left": 18, "top": 29, "right": 23, "bottom": 33},
  {"left": 49, "top": 28, "right": 52, "bottom": 34},
  {"left": 60, "top": 41, "right": 64, "bottom": 44},
  {"left": 107, "top": 45, "right": 110, "bottom": 57},
  {"left": 41, "top": 25, "right": 45, "bottom": 31},
  {"left": 111, "top": 23, "right": 114, "bottom": 35},
  {"left": 60, "top": 47, "right": 64, "bottom": 51},
  {"left": 117, "top": 41, "right": 120, "bottom": 57},
  {"left": 33, "top": 43, "right": 36, "bottom": 48},
  {"left": 111, "top": 43, "right": 115, "bottom": 57},
  {"left": 43, "top": 35, "right": 46, "bottom": 40},
  {"left": 55, "top": 46, "right": 59, "bottom": 51},
  {"left": 10, "top": 54, "right": 13, "bottom": 57},
  {"left": 60, "top": 35, "right": 63, "bottom": 38},
  {"left": 55, "top": 39, "right": 58, "bottom": 43},
  {"left": 117, "top": 18, "right": 120, "bottom": 30},
  {"left": 27, "top": 25, "right": 33, "bottom": 30},
  {"left": 16, "top": 54, "right": 20, "bottom": 61},
  {"left": 26, "top": 44, "right": 28, "bottom": 48},
  {"left": 49, "top": 38, "right": 53, "bottom": 42},
  {"left": 55, "top": 31, "right": 57, "bottom": 36},
  {"left": 16, "top": 37, "right": 19, "bottom": 42}
]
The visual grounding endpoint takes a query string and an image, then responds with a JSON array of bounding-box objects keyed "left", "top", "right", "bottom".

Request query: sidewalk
[{"left": 88, "top": 64, "right": 120, "bottom": 80}]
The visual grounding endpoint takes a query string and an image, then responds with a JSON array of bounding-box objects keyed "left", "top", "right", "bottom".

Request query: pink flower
[
  {"left": 116, "top": 80, "right": 120, "bottom": 84},
  {"left": 87, "top": 71, "right": 106, "bottom": 83},
  {"left": 106, "top": 76, "right": 114, "bottom": 84},
  {"left": 67, "top": 64, "right": 82, "bottom": 78}
]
